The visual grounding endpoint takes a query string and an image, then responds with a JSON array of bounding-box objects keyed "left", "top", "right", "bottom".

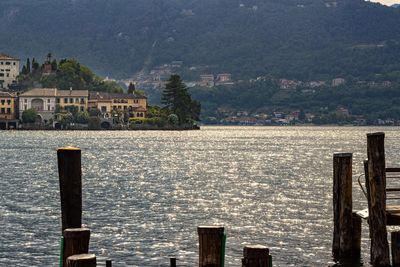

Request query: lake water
[{"left": 2, "top": 126, "right": 400, "bottom": 266}]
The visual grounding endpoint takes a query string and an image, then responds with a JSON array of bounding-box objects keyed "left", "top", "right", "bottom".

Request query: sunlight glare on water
[{"left": 2, "top": 126, "right": 400, "bottom": 266}]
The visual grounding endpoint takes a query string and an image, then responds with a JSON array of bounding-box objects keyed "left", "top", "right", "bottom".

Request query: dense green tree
[
  {"left": 128, "top": 82, "right": 136, "bottom": 94},
  {"left": 22, "top": 108, "right": 37, "bottom": 123},
  {"left": 32, "top": 58, "right": 39, "bottom": 71},
  {"left": 26, "top": 58, "right": 30, "bottom": 74},
  {"left": 21, "top": 65, "right": 27, "bottom": 75},
  {"left": 162, "top": 74, "right": 200, "bottom": 124},
  {"left": 51, "top": 59, "right": 58, "bottom": 71}
]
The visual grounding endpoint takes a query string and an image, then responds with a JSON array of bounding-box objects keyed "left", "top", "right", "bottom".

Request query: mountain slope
[{"left": 0, "top": 0, "right": 400, "bottom": 79}]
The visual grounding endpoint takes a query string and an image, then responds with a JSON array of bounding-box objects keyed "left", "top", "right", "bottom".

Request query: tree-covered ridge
[
  {"left": 0, "top": 0, "right": 400, "bottom": 80},
  {"left": 192, "top": 78, "right": 400, "bottom": 125},
  {"left": 18, "top": 55, "right": 123, "bottom": 93}
]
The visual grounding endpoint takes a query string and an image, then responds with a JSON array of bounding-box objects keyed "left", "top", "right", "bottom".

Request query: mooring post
[
  {"left": 106, "top": 259, "right": 112, "bottom": 267},
  {"left": 58, "top": 147, "right": 82, "bottom": 232},
  {"left": 367, "top": 132, "right": 390, "bottom": 267},
  {"left": 332, "top": 153, "right": 360, "bottom": 259},
  {"left": 66, "top": 254, "right": 96, "bottom": 267},
  {"left": 63, "top": 228, "right": 90, "bottom": 267},
  {"left": 170, "top": 257, "right": 176, "bottom": 267},
  {"left": 391, "top": 232, "right": 400, "bottom": 267},
  {"left": 242, "top": 245, "right": 269, "bottom": 267},
  {"left": 198, "top": 226, "right": 225, "bottom": 267},
  {"left": 364, "top": 159, "right": 373, "bottom": 258}
]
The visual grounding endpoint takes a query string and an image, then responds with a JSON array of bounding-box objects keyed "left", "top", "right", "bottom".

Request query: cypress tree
[
  {"left": 128, "top": 82, "right": 136, "bottom": 94},
  {"left": 162, "top": 74, "right": 200, "bottom": 124},
  {"left": 26, "top": 58, "right": 31, "bottom": 73}
]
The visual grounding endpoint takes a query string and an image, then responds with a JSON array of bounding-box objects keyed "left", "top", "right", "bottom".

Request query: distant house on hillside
[
  {"left": 215, "top": 73, "right": 233, "bottom": 85},
  {"left": 332, "top": 78, "right": 346, "bottom": 87},
  {"left": 199, "top": 74, "right": 215, "bottom": 87},
  {"left": 0, "top": 53, "right": 20, "bottom": 90}
]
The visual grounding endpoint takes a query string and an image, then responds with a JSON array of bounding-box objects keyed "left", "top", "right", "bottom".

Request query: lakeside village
[
  {"left": 125, "top": 60, "right": 400, "bottom": 126},
  {"left": 0, "top": 53, "right": 200, "bottom": 130}
]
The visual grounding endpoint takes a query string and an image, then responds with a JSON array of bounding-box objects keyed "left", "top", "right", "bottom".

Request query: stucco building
[
  {"left": 56, "top": 89, "right": 89, "bottom": 113},
  {"left": 19, "top": 88, "right": 57, "bottom": 122},
  {"left": 0, "top": 54, "right": 20, "bottom": 89},
  {"left": 0, "top": 91, "right": 18, "bottom": 129},
  {"left": 88, "top": 92, "right": 147, "bottom": 119}
]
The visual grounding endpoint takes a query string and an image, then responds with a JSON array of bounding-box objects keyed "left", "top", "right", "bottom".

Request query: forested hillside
[{"left": 0, "top": 0, "right": 400, "bottom": 80}]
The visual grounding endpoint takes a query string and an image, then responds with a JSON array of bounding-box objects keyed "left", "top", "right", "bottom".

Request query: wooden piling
[
  {"left": 106, "top": 260, "right": 112, "bottom": 267},
  {"left": 367, "top": 132, "right": 390, "bottom": 267},
  {"left": 58, "top": 147, "right": 82, "bottom": 232},
  {"left": 392, "top": 232, "right": 400, "bottom": 267},
  {"left": 66, "top": 254, "right": 96, "bottom": 267},
  {"left": 242, "top": 245, "right": 269, "bottom": 267},
  {"left": 198, "top": 226, "right": 225, "bottom": 267},
  {"left": 332, "top": 153, "right": 360, "bottom": 259},
  {"left": 63, "top": 228, "right": 90, "bottom": 266},
  {"left": 170, "top": 257, "right": 176, "bottom": 267}
]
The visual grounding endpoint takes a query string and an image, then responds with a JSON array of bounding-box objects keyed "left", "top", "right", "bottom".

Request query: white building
[
  {"left": 0, "top": 53, "right": 20, "bottom": 89},
  {"left": 19, "top": 88, "right": 57, "bottom": 122}
]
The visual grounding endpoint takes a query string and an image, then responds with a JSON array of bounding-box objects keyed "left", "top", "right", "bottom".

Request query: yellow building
[
  {"left": 56, "top": 89, "right": 89, "bottom": 113},
  {"left": 88, "top": 92, "right": 147, "bottom": 118},
  {"left": 0, "top": 91, "right": 18, "bottom": 129}
]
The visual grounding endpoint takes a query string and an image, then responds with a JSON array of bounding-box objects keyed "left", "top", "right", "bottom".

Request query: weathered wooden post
[
  {"left": 58, "top": 147, "right": 82, "bottom": 232},
  {"left": 198, "top": 226, "right": 225, "bottom": 267},
  {"left": 170, "top": 257, "right": 177, "bottom": 267},
  {"left": 242, "top": 245, "right": 269, "bottom": 267},
  {"left": 367, "top": 132, "right": 390, "bottom": 267},
  {"left": 66, "top": 254, "right": 96, "bottom": 267},
  {"left": 392, "top": 232, "right": 400, "bottom": 266},
  {"left": 63, "top": 228, "right": 90, "bottom": 266},
  {"left": 332, "top": 153, "right": 361, "bottom": 259},
  {"left": 364, "top": 159, "right": 373, "bottom": 258},
  {"left": 106, "top": 259, "right": 112, "bottom": 267}
]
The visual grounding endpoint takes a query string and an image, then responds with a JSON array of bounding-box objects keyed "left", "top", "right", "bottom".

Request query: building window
[
  {"left": 1, "top": 100, "right": 4, "bottom": 105},
  {"left": 5, "top": 62, "right": 10, "bottom": 65},
  {"left": 64, "top": 98, "right": 68, "bottom": 103},
  {"left": 80, "top": 106, "right": 84, "bottom": 112},
  {"left": 56, "top": 98, "right": 60, "bottom": 104},
  {"left": 101, "top": 106, "right": 107, "bottom": 113},
  {"left": 6, "top": 108, "right": 10, "bottom": 114},
  {"left": 0, "top": 108, "right": 4, "bottom": 114},
  {"left": 6, "top": 100, "right": 11, "bottom": 105},
  {"left": 0, "top": 73, "right": 4, "bottom": 77},
  {"left": 69, "top": 98, "right": 73, "bottom": 103},
  {"left": 24, "top": 99, "right": 27, "bottom": 103},
  {"left": 80, "top": 98, "right": 85, "bottom": 104},
  {"left": 48, "top": 105, "right": 51, "bottom": 110},
  {"left": 13, "top": 62, "right": 15, "bottom": 65},
  {"left": 24, "top": 105, "right": 27, "bottom": 110}
]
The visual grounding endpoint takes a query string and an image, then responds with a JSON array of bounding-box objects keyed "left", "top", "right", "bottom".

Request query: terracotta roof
[
  {"left": 89, "top": 91, "right": 147, "bottom": 100},
  {"left": 0, "top": 53, "right": 19, "bottom": 61},
  {"left": 0, "top": 91, "right": 14, "bottom": 97},
  {"left": 20, "top": 88, "right": 57, "bottom": 97},
  {"left": 57, "top": 90, "right": 89, "bottom": 97}
]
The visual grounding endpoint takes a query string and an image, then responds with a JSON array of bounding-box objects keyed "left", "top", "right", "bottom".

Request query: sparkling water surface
[{"left": 2, "top": 126, "right": 400, "bottom": 266}]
